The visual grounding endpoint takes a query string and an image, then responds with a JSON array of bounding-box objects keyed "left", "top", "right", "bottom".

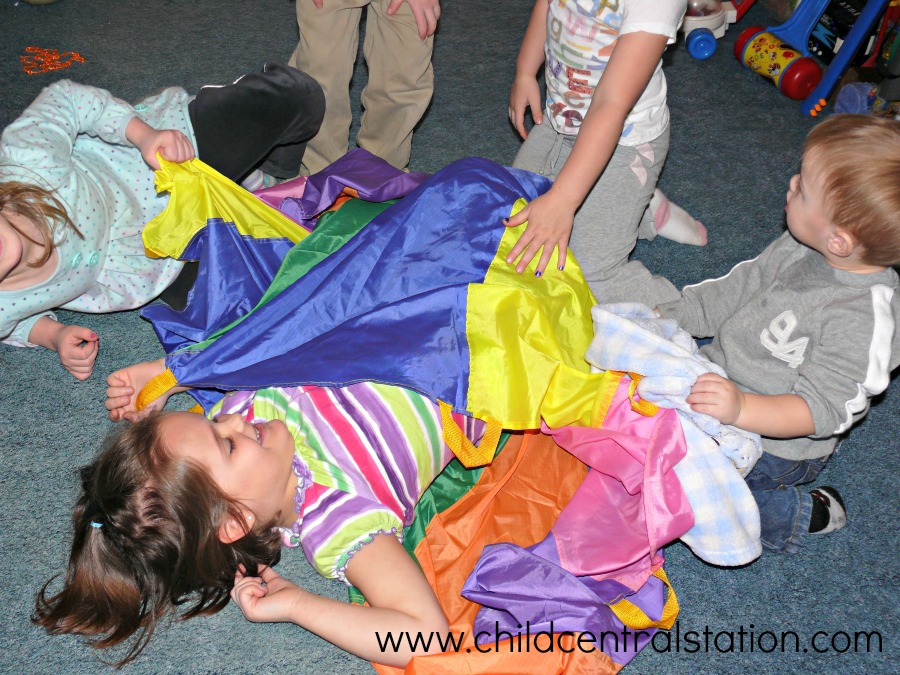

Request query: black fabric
[
  {"left": 188, "top": 62, "right": 325, "bottom": 182},
  {"left": 158, "top": 261, "right": 199, "bottom": 311}
]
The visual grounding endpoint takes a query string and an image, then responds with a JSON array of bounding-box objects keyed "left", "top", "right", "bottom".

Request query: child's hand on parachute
[
  {"left": 105, "top": 357, "right": 171, "bottom": 422},
  {"left": 504, "top": 189, "right": 574, "bottom": 276},
  {"left": 126, "top": 116, "right": 195, "bottom": 170}
]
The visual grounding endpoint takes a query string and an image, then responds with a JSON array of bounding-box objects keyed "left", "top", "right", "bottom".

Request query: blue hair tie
[{"left": 90, "top": 521, "right": 103, "bottom": 529}]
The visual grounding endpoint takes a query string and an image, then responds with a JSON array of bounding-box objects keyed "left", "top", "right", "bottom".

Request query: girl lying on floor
[
  {"left": 0, "top": 63, "right": 323, "bottom": 379},
  {"left": 34, "top": 356, "right": 484, "bottom": 667}
]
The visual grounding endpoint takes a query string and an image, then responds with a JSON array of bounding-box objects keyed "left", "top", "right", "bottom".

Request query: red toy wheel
[
  {"left": 734, "top": 25, "right": 764, "bottom": 61},
  {"left": 780, "top": 57, "right": 822, "bottom": 100}
]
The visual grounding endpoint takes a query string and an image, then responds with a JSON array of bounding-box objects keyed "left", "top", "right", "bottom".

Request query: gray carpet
[{"left": 0, "top": 1, "right": 896, "bottom": 673}]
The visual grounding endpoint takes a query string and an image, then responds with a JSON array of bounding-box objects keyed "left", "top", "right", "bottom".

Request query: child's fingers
[
  {"left": 106, "top": 372, "right": 127, "bottom": 387},
  {"left": 63, "top": 344, "right": 99, "bottom": 369},
  {"left": 64, "top": 359, "right": 94, "bottom": 380},
  {"left": 65, "top": 356, "right": 96, "bottom": 372},
  {"left": 686, "top": 390, "right": 718, "bottom": 407},
  {"left": 510, "top": 107, "right": 527, "bottom": 139},
  {"left": 505, "top": 230, "right": 533, "bottom": 268},
  {"left": 105, "top": 395, "right": 134, "bottom": 413},
  {"left": 418, "top": 4, "right": 439, "bottom": 39},
  {"left": 161, "top": 140, "right": 186, "bottom": 163},
  {"left": 231, "top": 586, "right": 265, "bottom": 614},
  {"left": 688, "top": 402, "right": 717, "bottom": 417},
  {"left": 174, "top": 133, "right": 194, "bottom": 162},
  {"left": 105, "top": 386, "right": 134, "bottom": 400},
  {"left": 694, "top": 372, "right": 725, "bottom": 386},
  {"left": 63, "top": 344, "right": 91, "bottom": 360},
  {"left": 688, "top": 382, "right": 707, "bottom": 397},
  {"left": 524, "top": 92, "right": 542, "bottom": 128},
  {"left": 231, "top": 575, "right": 268, "bottom": 601},
  {"left": 155, "top": 131, "right": 194, "bottom": 164},
  {"left": 534, "top": 246, "right": 554, "bottom": 277},
  {"left": 684, "top": 391, "right": 719, "bottom": 407},
  {"left": 70, "top": 340, "right": 100, "bottom": 361},
  {"left": 105, "top": 380, "right": 134, "bottom": 398},
  {"left": 413, "top": 16, "right": 427, "bottom": 40},
  {"left": 108, "top": 408, "right": 125, "bottom": 422},
  {"left": 690, "top": 377, "right": 718, "bottom": 395},
  {"left": 122, "top": 409, "right": 156, "bottom": 423},
  {"left": 503, "top": 206, "right": 528, "bottom": 230},
  {"left": 514, "top": 242, "right": 540, "bottom": 274},
  {"left": 63, "top": 326, "right": 98, "bottom": 346},
  {"left": 507, "top": 234, "right": 543, "bottom": 274},
  {"left": 258, "top": 565, "right": 282, "bottom": 584},
  {"left": 67, "top": 363, "right": 91, "bottom": 374}
]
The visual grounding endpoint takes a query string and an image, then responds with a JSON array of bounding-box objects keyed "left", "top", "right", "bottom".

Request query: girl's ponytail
[{"left": 33, "top": 413, "right": 283, "bottom": 666}]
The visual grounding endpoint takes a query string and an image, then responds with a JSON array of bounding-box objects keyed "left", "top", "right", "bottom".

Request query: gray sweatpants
[{"left": 513, "top": 122, "right": 679, "bottom": 307}]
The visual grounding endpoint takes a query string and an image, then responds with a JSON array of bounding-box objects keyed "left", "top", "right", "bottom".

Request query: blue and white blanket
[{"left": 586, "top": 303, "right": 762, "bottom": 566}]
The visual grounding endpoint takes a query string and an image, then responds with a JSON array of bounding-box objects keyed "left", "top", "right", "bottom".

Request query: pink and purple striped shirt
[{"left": 212, "top": 382, "right": 485, "bottom": 582}]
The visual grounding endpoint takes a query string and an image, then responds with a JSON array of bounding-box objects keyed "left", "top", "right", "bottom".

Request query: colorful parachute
[{"left": 139, "top": 151, "right": 696, "bottom": 672}]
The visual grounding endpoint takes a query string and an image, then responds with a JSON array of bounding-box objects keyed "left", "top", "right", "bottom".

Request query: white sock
[{"left": 651, "top": 189, "right": 708, "bottom": 247}]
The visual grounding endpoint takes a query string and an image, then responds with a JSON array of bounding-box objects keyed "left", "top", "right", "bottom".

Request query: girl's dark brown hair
[
  {"left": 0, "top": 180, "right": 82, "bottom": 267},
  {"left": 33, "top": 412, "right": 283, "bottom": 666}
]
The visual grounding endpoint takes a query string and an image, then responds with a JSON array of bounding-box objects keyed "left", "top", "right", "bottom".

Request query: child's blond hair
[
  {"left": 804, "top": 114, "right": 900, "bottom": 268},
  {"left": 0, "top": 181, "right": 82, "bottom": 266}
]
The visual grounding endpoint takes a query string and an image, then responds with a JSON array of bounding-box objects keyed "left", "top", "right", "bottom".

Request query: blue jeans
[{"left": 745, "top": 452, "right": 829, "bottom": 554}]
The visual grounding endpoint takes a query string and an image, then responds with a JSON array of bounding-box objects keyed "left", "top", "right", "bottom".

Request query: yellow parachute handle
[
  {"left": 627, "top": 373, "right": 660, "bottom": 417},
  {"left": 608, "top": 567, "right": 679, "bottom": 630},
  {"left": 439, "top": 400, "right": 502, "bottom": 468},
  {"left": 135, "top": 368, "right": 178, "bottom": 411}
]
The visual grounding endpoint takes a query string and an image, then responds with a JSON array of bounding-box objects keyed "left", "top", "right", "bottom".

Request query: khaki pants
[{"left": 289, "top": 0, "right": 434, "bottom": 173}]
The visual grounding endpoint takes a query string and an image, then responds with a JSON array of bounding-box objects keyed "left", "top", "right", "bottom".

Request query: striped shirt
[{"left": 212, "top": 383, "right": 484, "bottom": 582}]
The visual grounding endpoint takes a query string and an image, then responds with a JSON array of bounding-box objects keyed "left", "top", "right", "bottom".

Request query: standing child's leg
[
  {"left": 188, "top": 62, "right": 325, "bottom": 183},
  {"left": 744, "top": 452, "right": 844, "bottom": 554},
  {"left": 514, "top": 124, "right": 679, "bottom": 306},
  {"left": 289, "top": 0, "right": 364, "bottom": 174},
  {"left": 570, "top": 129, "right": 680, "bottom": 307},
  {"left": 511, "top": 120, "right": 559, "bottom": 175},
  {"left": 359, "top": 0, "right": 434, "bottom": 170}
]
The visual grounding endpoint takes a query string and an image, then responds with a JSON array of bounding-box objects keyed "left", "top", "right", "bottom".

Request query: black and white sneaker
[{"left": 808, "top": 486, "right": 847, "bottom": 534}]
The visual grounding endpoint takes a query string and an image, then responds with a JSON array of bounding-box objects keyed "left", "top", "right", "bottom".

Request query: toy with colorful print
[
  {"left": 734, "top": 24, "right": 822, "bottom": 99},
  {"left": 734, "top": 0, "right": 891, "bottom": 113}
]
